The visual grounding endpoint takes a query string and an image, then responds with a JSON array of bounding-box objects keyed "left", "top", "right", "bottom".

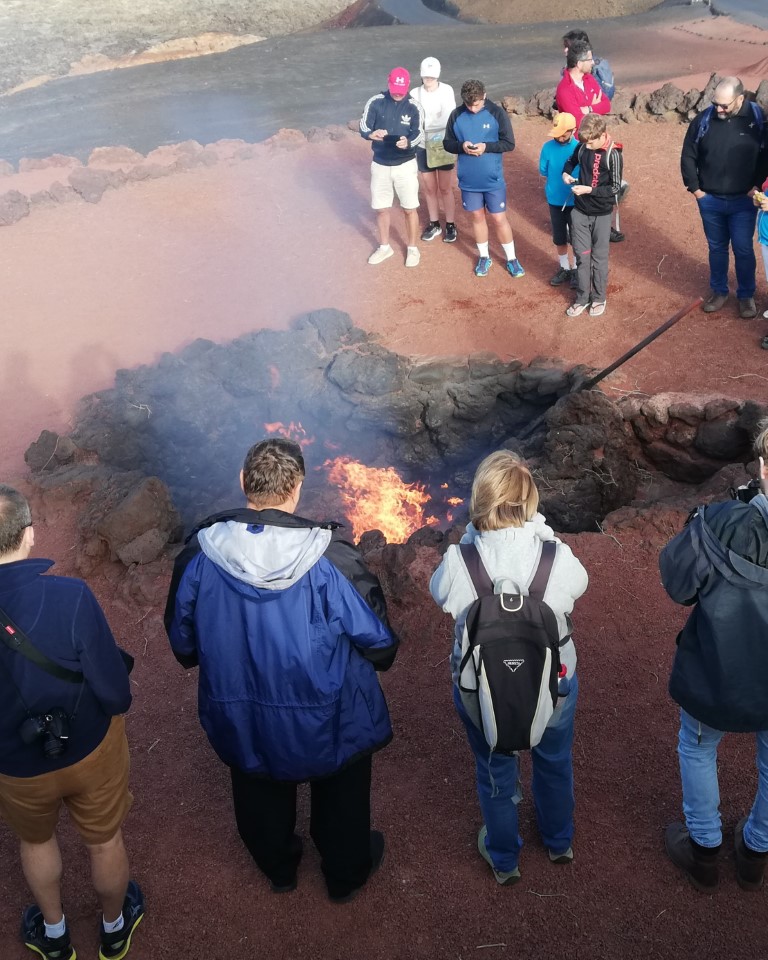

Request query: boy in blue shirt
[
  {"left": 539, "top": 112, "right": 578, "bottom": 287},
  {"left": 444, "top": 79, "right": 523, "bottom": 278}
]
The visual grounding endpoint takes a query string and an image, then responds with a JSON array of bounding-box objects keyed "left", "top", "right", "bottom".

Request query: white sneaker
[
  {"left": 368, "top": 245, "right": 394, "bottom": 265},
  {"left": 405, "top": 246, "right": 420, "bottom": 268},
  {"left": 764, "top": 309, "right": 768, "bottom": 319}
]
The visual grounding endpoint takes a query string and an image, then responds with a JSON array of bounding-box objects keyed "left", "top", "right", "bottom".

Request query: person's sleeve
[
  {"left": 755, "top": 107, "right": 768, "bottom": 188},
  {"left": 589, "top": 77, "right": 611, "bottom": 116},
  {"left": 484, "top": 103, "right": 515, "bottom": 154},
  {"left": 327, "top": 571, "right": 399, "bottom": 671},
  {"left": 409, "top": 97, "right": 425, "bottom": 149},
  {"left": 429, "top": 546, "right": 473, "bottom": 619},
  {"left": 555, "top": 542, "right": 589, "bottom": 602},
  {"left": 680, "top": 117, "right": 701, "bottom": 192},
  {"left": 443, "top": 107, "right": 461, "bottom": 154},
  {"left": 74, "top": 587, "right": 132, "bottom": 716},
  {"left": 325, "top": 535, "right": 400, "bottom": 670},
  {"left": 659, "top": 515, "right": 704, "bottom": 605},
  {"left": 539, "top": 144, "right": 548, "bottom": 178},
  {"left": 563, "top": 144, "right": 580, "bottom": 176},
  {"left": 167, "top": 554, "right": 203, "bottom": 668},
  {"left": 360, "top": 94, "right": 380, "bottom": 141},
  {"left": 555, "top": 77, "right": 581, "bottom": 122}
]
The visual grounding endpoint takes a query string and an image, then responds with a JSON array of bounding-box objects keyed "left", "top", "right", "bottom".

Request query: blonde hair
[
  {"left": 469, "top": 451, "right": 540, "bottom": 532},
  {"left": 755, "top": 418, "right": 768, "bottom": 460}
]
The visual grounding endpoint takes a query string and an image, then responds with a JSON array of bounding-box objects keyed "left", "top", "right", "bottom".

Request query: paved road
[
  {"left": 379, "top": 0, "right": 461, "bottom": 25},
  {"left": 0, "top": 5, "right": 723, "bottom": 164},
  {"left": 712, "top": 0, "right": 768, "bottom": 29}
]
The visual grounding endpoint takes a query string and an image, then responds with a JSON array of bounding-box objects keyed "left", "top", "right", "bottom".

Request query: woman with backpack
[{"left": 430, "top": 451, "right": 588, "bottom": 884}]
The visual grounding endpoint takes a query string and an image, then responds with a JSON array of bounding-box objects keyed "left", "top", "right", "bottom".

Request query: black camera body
[
  {"left": 19, "top": 708, "right": 71, "bottom": 759},
  {"left": 730, "top": 480, "right": 762, "bottom": 504}
]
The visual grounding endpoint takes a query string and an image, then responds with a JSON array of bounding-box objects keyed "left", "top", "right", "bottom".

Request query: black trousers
[{"left": 230, "top": 755, "right": 373, "bottom": 897}]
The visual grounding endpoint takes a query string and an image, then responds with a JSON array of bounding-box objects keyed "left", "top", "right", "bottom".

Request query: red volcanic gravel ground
[{"left": 3, "top": 23, "right": 768, "bottom": 958}]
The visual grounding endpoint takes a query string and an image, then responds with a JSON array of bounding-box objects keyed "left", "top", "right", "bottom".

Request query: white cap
[{"left": 420, "top": 57, "right": 441, "bottom": 79}]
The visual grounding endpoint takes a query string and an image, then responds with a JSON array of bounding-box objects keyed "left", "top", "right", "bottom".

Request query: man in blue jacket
[
  {"left": 660, "top": 422, "right": 768, "bottom": 893},
  {"left": 165, "top": 438, "right": 399, "bottom": 903},
  {"left": 0, "top": 485, "right": 143, "bottom": 960},
  {"left": 444, "top": 78, "right": 524, "bottom": 279},
  {"left": 360, "top": 66, "right": 424, "bottom": 268}
]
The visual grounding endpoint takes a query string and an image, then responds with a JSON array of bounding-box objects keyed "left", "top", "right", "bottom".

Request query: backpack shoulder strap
[
  {"left": 528, "top": 540, "right": 557, "bottom": 600},
  {"left": 459, "top": 542, "right": 494, "bottom": 598}
]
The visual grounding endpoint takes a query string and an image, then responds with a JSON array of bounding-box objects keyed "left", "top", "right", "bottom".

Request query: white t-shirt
[{"left": 409, "top": 82, "right": 457, "bottom": 135}]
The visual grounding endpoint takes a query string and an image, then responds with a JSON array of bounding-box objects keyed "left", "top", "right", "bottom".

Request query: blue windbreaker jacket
[
  {"left": 443, "top": 98, "right": 515, "bottom": 192},
  {"left": 166, "top": 508, "right": 399, "bottom": 781},
  {"left": 660, "top": 495, "right": 768, "bottom": 732}
]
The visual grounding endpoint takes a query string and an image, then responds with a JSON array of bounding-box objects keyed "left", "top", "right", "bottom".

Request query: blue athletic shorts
[{"left": 461, "top": 187, "right": 507, "bottom": 214}]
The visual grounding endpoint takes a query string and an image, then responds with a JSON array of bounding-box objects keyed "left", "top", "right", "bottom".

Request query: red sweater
[{"left": 555, "top": 71, "right": 610, "bottom": 130}]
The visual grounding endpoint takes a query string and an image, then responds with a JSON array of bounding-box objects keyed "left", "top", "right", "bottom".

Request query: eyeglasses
[
  {"left": 579, "top": 56, "right": 595, "bottom": 63},
  {"left": 712, "top": 96, "right": 738, "bottom": 110}
]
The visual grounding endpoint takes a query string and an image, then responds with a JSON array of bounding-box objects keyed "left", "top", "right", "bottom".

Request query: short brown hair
[
  {"left": 469, "top": 451, "right": 539, "bottom": 532},
  {"left": 0, "top": 484, "right": 32, "bottom": 555},
  {"left": 241, "top": 439, "right": 305, "bottom": 508},
  {"left": 755, "top": 418, "right": 768, "bottom": 461},
  {"left": 578, "top": 113, "right": 607, "bottom": 142},
  {"left": 461, "top": 79, "right": 486, "bottom": 107}
]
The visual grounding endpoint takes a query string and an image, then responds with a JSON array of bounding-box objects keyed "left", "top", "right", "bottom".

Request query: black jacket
[
  {"left": 563, "top": 139, "right": 623, "bottom": 216},
  {"left": 681, "top": 100, "right": 768, "bottom": 195},
  {"left": 660, "top": 495, "right": 768, "bottom": 732}
]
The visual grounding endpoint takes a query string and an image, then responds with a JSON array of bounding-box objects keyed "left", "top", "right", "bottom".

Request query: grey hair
[
  {"left": 714, "top": 76, "right": 744, "bottom": 99},
  {"left": 0, "top": 484, "right": 32, "bottom": 555}
]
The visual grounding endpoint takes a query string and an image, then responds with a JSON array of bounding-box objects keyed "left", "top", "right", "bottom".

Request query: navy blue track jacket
[
  {"left": 360, "top": 91, "right": 424, "bottom": 165},
  {"left": 443, "top": 99, "right": 515, "bottom": 192}
]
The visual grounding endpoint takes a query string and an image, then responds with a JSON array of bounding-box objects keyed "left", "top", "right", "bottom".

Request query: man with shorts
[
  {"left": 0, "top": 485, "right": 143, "bottom": 960},
  {"left": 443, "top": 78, "right": 523, "bottom": 278},
  {"left": 360, "top": 66, "right": 424, "bottom": 267}
]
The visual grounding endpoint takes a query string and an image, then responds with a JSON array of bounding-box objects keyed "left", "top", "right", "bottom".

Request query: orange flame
[
  {"left": 263, "top": 421, "right": 315, "bottom": 449},
  {"left": 447, "top": 496, "right": 463, "bottom": 506},
  {"left": 325, "top": 457, "right": 431, "bottom": 543}
]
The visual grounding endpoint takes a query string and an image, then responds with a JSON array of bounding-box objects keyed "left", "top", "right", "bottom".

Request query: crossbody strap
[{"left": 0, "top": 606, "right": 84, "bottom": 684}]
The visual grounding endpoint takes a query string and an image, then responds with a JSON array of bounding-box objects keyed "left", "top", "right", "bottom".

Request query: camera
[
  {"left": 730, "top": 480, "right": 762, "bottom": 504},
  {"left": 19, "top": 708, "right": 70, "bottom": 759}
]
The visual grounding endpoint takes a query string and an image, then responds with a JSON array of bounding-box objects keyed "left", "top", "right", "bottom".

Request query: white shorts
[{"left": 370, "top": 159, "right": 419, "bottom": 210}]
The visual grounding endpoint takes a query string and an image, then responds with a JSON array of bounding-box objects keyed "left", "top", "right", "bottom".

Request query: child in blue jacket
[{"left": 539, "top": 112, "right": 578, "bottom": 288}]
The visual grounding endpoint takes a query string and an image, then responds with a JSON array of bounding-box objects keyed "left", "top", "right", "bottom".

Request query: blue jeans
[
  {"left": 453, "top": 675, "right": 578, "bottom": 871},
  {"left": 677, "top": 709, "right": 768, "bottom": 852},
  {"left": 696, "top": 193, "right": 757, "bottom": 298}
]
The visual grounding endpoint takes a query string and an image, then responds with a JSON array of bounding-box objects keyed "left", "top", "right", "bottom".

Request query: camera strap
[{"left": 0, "top": 606, "right": 85, "bottom": 684}]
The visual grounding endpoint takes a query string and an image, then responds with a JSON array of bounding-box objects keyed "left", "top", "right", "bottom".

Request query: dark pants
[
  {"left": 230, "top": 755, "right": 373, "bottom": 898},
  {"left": 697, "top": 193, "right": 757, "bottom": 298},
  {"left": 570, "top": 209, "right": 612, "bottom": 305}
]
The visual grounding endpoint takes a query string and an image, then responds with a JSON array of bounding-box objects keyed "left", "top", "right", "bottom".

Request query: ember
[
  {"left": 263, "top": 421, "right": 315, "bottom": 449},
  {"left": 324, "top": 457, "right": 434, "bottom": 543}
]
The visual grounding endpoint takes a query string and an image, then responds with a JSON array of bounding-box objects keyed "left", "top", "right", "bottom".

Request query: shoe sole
[
  {"left": 421, "top": 232, "right": 441, "bottom": 242},
  {"left": 99, "top": 914, "right": 144, "bottom": 960},
  {"left": 24, "top": 946, "right": 76, "bottom": 960},
  {"left": 443, "top": 235, "right": 457, "bottom": 243}
]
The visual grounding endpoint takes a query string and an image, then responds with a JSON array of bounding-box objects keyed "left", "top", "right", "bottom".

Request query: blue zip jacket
[
  {"left": 166, "top": 508, "right": 399, "bottom": 781},
  {"left": 360, "top": 91, "right": 424, "bottom": 166},
  {"left": 0, "top": 559, "right": 131, "bottom": 777},
  {"left": 660, "top": 495, "right": 768, "bottom": 732},
  {"left": 443, "top": 99, "right": 515, "bottom": 192},
  {"left": 539, "top": 137, "right": 578, "bottom": 207}
]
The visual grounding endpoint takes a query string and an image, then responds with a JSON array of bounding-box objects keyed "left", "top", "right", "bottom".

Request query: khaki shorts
[
  {"left": 370, "top": 159, "right": 419, "bottom": 210},
  {"left": 0, "top": 716, "right": 132, "bottom": 845}
]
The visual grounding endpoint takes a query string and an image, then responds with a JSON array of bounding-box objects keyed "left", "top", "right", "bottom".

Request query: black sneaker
[
  {"left": 420, "top": 221, "right": 441, "bottom": 242},
  {"left": 329, "top": 830, "right": 385, "bottom": 904},
  {"left": 610, "top": 227, "right": 625, "bottom": 243},
  {"left": 550, "top": 266, "right": 572, "bottom": 286},
  {"left": 20, "top": 907, "right": 75, "bottom": 960},
  {"left": 569, "top": 269, "right": 579, "bottom": 289},
  {"left": 443, "top": 222, "right": 457, "bottom": 243},
  {"left": 99, "top": 881, "right": 145, "bottom": 960}
]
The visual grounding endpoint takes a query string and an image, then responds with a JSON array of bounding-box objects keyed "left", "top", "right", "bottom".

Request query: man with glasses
[
  {"left": 555, "top": 41, "right": 610, "bottom": 133},
  {"left": 681, "top": 77, "right": 768, "bottom": 319}
]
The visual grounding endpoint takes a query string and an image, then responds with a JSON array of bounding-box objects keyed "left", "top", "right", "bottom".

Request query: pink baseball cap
[{"left": 388, "top": 67, "right": 410, "bottom": 96}]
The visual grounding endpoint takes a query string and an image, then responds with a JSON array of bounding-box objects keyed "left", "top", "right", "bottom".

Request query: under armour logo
[{"left": 503, "top": 659, "right": 524, "bottom": 672}]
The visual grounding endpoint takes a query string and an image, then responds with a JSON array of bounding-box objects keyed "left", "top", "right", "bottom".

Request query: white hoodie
[{"left": 429, "top": 515, "right": 588, "bottom": 682}]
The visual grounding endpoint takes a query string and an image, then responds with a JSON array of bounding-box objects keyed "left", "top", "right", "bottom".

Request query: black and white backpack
[{"left": 458, "top": 540, "right": 562, "bottom": 754}]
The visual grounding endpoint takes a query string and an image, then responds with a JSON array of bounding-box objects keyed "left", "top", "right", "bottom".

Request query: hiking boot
[
  {"left": 702, "top": 292, "right": 728, "bottom": 313},
  {"left": 550, "top": 266, "right": 572, "bottom": 286},
  {"left": 405, "top": 246, "right": 420, "bottom": 268},
  {"left": 566, "top": 302, "right": 589, "bottom": 318},
  {"left": 474, "top": 256, "right": 492, "bottom": 277},
  {"left": 505, "top": 258, "right": 525, "bottom": 278},
  {"left": 99, "top": 880, "right": 145, "bottom": 960},
  {"left": 20, "top": 907, "right": 75, "bottom": 960},
  {"left": 739, "top": 297, "right": 757, "bottom": 319},
  {"left": 610, "top": 228, "right": 625, "bottom": 243},
  {"left": 569, "top": 269, "right": 579, "bottom": 289},
  {"left": 367, "top": 245, "right": 394, "bottom": 265},
  {"left": 664, "top": 822, "right": 719, "bottom": 892},
  {"left": 548, "top": 846, "right": 574, "bottom": 865},
  {"left": 477, "top": 826, "right": 520, "bottom": 885},
  {"left": 443, "top": 222, "right": 457, "bottom": 243},
  {"left": 328, "top": 831, "right": 385, "bottom": 904},
  {"left": 420, "top": 221, "right": 441, "bottom": 242},
  {"left": 734, "top": 817, "right": 768, "bottom": 891}
]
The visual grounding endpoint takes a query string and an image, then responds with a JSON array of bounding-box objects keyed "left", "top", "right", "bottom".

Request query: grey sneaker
[
  {"left": 548, "top": 846, "right": 574, "bottom": 864},
  {"left": 739, "top": 297, "right": 757, "bottom": 319},
  {"left": 702, "top": 291, "right": 728, "bottom": 313},
  {"left": 420, "top": 221, "right": 441, "bottom": 242},
  {"left": 477, "top": 826, "right": 520, "bottom": 885}
]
